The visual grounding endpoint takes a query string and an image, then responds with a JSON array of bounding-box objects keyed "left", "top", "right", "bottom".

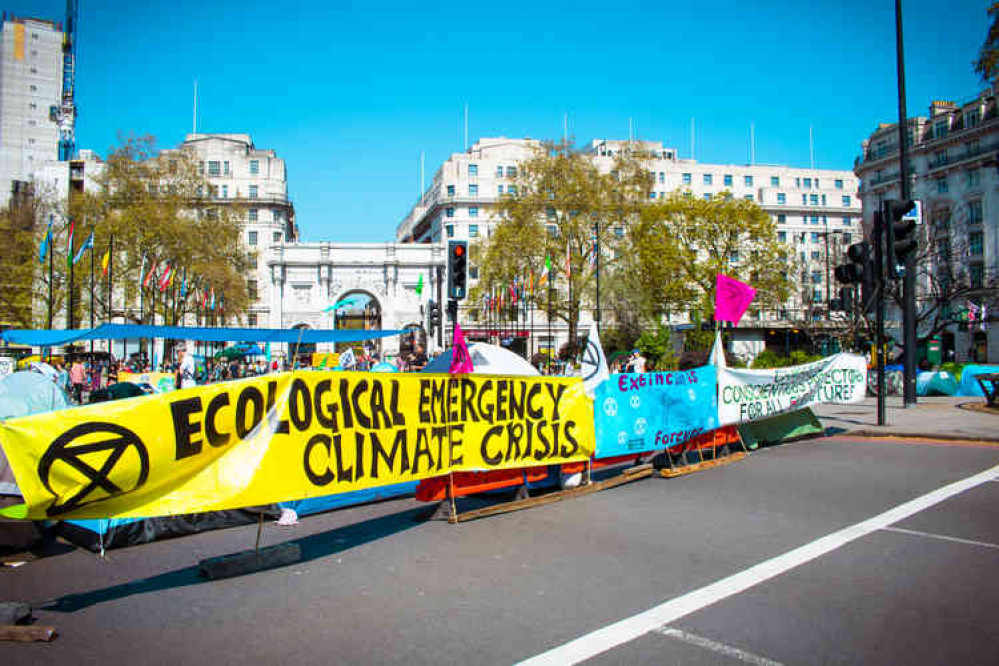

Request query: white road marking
[
  {"left": 516, "top": 463, "right": 999, "bottom": 666},
  {"left": 882, "top": 526, "right": 999, "bottom": 550},
  {"left": 655, "top": 627, "right": 786, "bottom": 666}
]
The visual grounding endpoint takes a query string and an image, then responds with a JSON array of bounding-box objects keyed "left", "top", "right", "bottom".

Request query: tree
[
  {"left": 626, "top": 192, "right": 793, "bottom": 321},
  {"left": 975, "top": 2, "right": 999, "bottom": 82},
  {"left": 0, "top": 190, "right": 43, "bottom": 327},
  {"left": 891, "top": 202, "right": 999, "bottom": 345},
  {"left": 471, "top": 140, "right": 650, "bottom": 347},
  {"left": 73, "top": 135, "right": 252, "bottom": 331}
]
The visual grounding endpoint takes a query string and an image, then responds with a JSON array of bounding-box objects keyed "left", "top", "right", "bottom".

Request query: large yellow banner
[{"left": 0, "top": 371, "right": 593, "bottom": 520}]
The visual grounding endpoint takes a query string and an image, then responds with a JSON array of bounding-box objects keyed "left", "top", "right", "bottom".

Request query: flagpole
[
  {"left": 47, "top": 230, "right": 53, "bottom": 328},
  {"left": 90, "top": 233, "right": 95, "bottom": 356},
  {"left": 68, "top": 244, "right": 74, "bottom": 330}
]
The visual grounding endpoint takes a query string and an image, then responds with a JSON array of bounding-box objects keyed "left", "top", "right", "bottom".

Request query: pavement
[
  {"left": 1, "top": 394, "right": 997, "bottom": 665},
  {"left": 811, "top": 394, "right": 999, "bottom": 442}
]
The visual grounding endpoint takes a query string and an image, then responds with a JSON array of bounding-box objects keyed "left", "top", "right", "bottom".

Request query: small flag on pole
[
  {"left": 714, "top": 274, "right": 757, "bottom": 325},
  {"left": 101, "top": 248, "right": 110, "bottom": 276},
  {"left": 39, "top": 216, "right": 53, "bottom": 264},
  {"left": 415, "top": 273, "right": 424, "bottom": 298},
  {"left": 539, "top": 255, "right": 551, "bottom": 286},
  {"left": 72, "top": 231, "right": 94, "bottom": 265},
  {"left": 66, "top": 219, "right": 75, "bottom": 268},
  {"left": 143, "top": 260, "right": 158, "bottom": 289}
]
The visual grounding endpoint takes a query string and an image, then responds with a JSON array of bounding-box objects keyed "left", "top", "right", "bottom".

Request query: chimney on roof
[{"left": 929, "top": 100, "right": 957, "bottom": 117}]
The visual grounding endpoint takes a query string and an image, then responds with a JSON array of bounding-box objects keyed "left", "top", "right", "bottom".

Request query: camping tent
[
  {"left": 916, "top": 371, "right": 960, "bottom": 396},
  {"left": 958, "top": 364, "right": 999, "bottom": 397},
  {"left": 0, "top": 371, "right": 72, "bottom": 496},
  {"left": 421, "top": 343, "right": 540, "bottom": 376}
]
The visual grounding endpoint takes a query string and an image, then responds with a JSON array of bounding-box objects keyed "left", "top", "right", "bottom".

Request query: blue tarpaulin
[{"left": 1, "top": 323, "right": 404, "bottom": 347}]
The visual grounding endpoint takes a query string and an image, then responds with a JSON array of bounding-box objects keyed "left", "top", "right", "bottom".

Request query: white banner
[{"left": 718, "top": 353, "right": 867, "bottom": 425}]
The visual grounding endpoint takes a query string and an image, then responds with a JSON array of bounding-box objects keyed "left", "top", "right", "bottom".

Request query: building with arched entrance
[{"left": 263, "top": 241, "right": 445, "bottom": 360}]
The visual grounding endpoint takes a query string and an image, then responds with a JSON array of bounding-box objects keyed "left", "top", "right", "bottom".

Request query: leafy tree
[
  {"left": 73, "top": 135, "right": 252, "bottom": 330},
  {"left": 635, "top": 324, "right": 676, "bottom": 370},
  {"left": 0, "top": 192, "right": 44, "bottom": 326},
  {"left": 975, "top": 2, "right": 999, "bottom": 81},
  {"left": 626, "top": 192, "right": 793, "bottom": 321},
  {"left": 471, "top": 140, "right": 650, "bottom": 347}
]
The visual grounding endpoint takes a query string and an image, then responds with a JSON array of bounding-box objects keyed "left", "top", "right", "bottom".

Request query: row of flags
[{"left": 38, "top": 216, "right": 225, "bottom": 312}]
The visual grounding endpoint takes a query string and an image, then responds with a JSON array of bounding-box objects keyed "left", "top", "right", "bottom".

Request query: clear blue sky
[{"left": 13, "top": 0, "right": 991, "bottom": 242}]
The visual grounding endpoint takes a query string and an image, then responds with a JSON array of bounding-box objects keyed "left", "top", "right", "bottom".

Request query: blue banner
[{"left": 594, "top": 366, "right": 719, "bottom": 458}]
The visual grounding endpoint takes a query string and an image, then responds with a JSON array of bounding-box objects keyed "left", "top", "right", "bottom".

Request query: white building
[
  {"left": 855, "top": 84, "right": 998, "bottom": 362},
  {"left": 263, "top": 241, "right": 444, "bottom": 359},
  {"left": 163, "top": 133, "right": 298, "bottom": 328},
  {"left": 396, "top": 137, "right": 862, "bottom": 359},
  {"left": 0, "top": 15, "right": 63, "bottom": 209}
]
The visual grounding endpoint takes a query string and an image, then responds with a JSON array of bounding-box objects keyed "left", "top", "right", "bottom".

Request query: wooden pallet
[
  {"left": 448, "top": 464, "right": 653, "bottom": 523},
  {"left": 660, "top": 451, "right": 748, "bottom": 478}
]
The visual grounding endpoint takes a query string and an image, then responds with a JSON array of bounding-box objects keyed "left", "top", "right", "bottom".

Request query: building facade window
[
  {"left": 273, "top": 232, "right": 282, "bottom": 243},
  {"left": 703, "top": 193, "right": 712, "bottom": 201},
  {"left": 208, "top": 161, "right": 220, "bottom": 176},
  {"left": 810, "top": 194, "right": 819, "bottom": 205},
  {"left": 506, "top": 166, "right": 516, "bottom": 177},
  {"left": 803, "top": 178, "right": 812, "bottom": 188},
  {"left": 507, "top": 185, "right": 517, "bottom": 196},
  {"left": 723, "top": 174, "right": 733, "bottom": 187},
  {"left": 496, "top": 165, "right": 504, "bottom": 177},
  {"left": 966, "top": 109, "right": 980, "bottom": 128},
  {"left": 497, "top": 185, "right": 504, "bottom": 195},
  {"left": 469, "top": 206, "right": 479, "bottom": 217},
  {"left": 835, "top": 179, "right": 844, "bottom": 189},
  {"left": 249, "top": 185, "right": 258, "bottom": 199},
  {"left": 249, "top": 160, "right": 259, "bottom": 174},
  {"left": 971, "top": 264, "right": 984, "bottom": 288},
  {"left": 247, "top": 280, "right": 258, "bottom": 300},
  {"left": 248, "top": 208, "right": 258, "bottom": 222},
  {"left": 771, "top": 176, "right": 780, "bottom": 187},
  {"left": 777, "top": 193, "right": 786, "bottom": 204},
  {"left": 970, "top": 231, "right": 984, "bottom": 256},
  {"left": 468, "top": 164, "right": 478, "bottom": 176},
  {"left": 469, "top": 184, "right": 478, "bottom": 196},
  {"left": 682, "top": 173, "right": 692, "bottom": 185},
  {"left": 968, "top": 199, "right": 983, "bottom": 224},
  {"left": 248, "top": 231, "right": 258, "bottom": 246},
  {"left": 659, "top": 172, "right": 665, "bottom": 183},
  {"left": 744, "top": 194, "right": 754, "bottom": 201},
  {"left": 842, "top": 195, "right": 851, "bottom": 207},
  {"left": 703, "top": 174, "right": 713, "bottom": 186},
  {"left": 777, "top": 214, "right": 786, "bottom": 224},
  {"left": 966, "top": 169, "right": 981, "bottom": 188},
  {"left": 223, "top": 161, "right": 230, "bottom": 175},
  {"left": 446, "top": 207, "right": 454, "bottom": 218},
  {"left": 446, "top": 224, "right": 454, "bottom": 238},
  {"left": 811, "top": 232, "right": 821, "bottom": 243},
  {"left": 842, "top": 216, "right": 850, "bottom": 226},
  {"left": 447, "top": 185, "right": 455, "bottom": 196},
  {"left": 744, "top": 175, "right": 753, "bottom": 187},
  {"left": 778, "top": 231, "right": 787, "bottom": 242},
  {"left": 933, "top": 120, "right": 948, "bottom": 139},
  {"left": 937, "top": 177, "right": 949, "bottom": 194},
  {"left": 469, "top": 224, "right": 479, "bottom": 238}
]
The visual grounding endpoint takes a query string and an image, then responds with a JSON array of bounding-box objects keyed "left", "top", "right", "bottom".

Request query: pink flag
[
  {"left": 714, "top": 274, "right": 757, "bottom": 324},
  {"left": 449, "top": 322, "right": 474, "bottom": 374}
]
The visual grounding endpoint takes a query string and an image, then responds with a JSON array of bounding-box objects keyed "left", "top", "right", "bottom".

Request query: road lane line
[
  {"left": 655, "top": 627, "right": 785, "bottom": 666},
  {"left": 882, "top": 526, "right": 999, "bottom": 550},
  {"left": 516, "top": 462, "right": 999, "bottom": 666}
]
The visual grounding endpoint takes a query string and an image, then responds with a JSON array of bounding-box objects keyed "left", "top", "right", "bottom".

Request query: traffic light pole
[
  {"left": 874, "top": 213, "right": 887, "bottom": 426},
  {"left": 895, "top": 0, "right": 917, "bottom": 407}
]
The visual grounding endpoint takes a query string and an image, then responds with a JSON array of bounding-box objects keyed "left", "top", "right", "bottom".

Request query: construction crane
[{"left": 51, "top": 0, "right": 77, "bottom": 161}]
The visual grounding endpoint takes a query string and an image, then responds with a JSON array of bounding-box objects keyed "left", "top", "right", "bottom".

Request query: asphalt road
[{"left": 2, "top": 435, "right": 998, "bottom": 665}]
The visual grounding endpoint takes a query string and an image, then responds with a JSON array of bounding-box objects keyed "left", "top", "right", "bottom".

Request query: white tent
[{"left": 421, "top": 343, "right": 540, "bottom": 376}]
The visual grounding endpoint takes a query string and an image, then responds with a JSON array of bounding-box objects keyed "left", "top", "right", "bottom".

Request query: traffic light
[
  {"left": 838, "top": 286, "right": 854, "bottom": 312},
  {"left": 447, "top": 241, "right": 468, "bottom": 299},
  {"left": 428, "top": 300, "right": 441, "bottom": 331},
  {"left": 884, "top": 199, "right": 918, "bottom": 279},
  {"left": 834, "top": 241, "right": 875, "bottom": 313}
]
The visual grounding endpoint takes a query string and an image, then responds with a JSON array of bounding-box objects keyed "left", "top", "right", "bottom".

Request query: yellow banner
[{"left": 0, "top": 371, "right": 593, "bottom": 519}]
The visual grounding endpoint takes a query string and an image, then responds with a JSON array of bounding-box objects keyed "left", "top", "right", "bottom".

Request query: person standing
[
  {"left": 176, "top": 344, "right": 197, "bottom": 389},
  {"left": 69, "top": 361, "right": 86, "bottom": 403}
]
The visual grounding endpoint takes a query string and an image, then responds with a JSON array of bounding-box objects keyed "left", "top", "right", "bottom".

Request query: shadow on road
[{"left": 39, "top": 506, "right": 428, "bottom": 613}]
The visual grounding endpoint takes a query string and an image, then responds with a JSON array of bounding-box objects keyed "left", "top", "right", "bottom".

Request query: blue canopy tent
[{"left": 1, "top": 323, "right": 404, "bottom": 347}]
